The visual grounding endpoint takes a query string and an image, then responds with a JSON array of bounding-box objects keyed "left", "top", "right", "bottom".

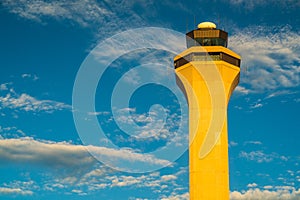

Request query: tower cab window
[{"left": 195, "top": 38, "right": 227, "bottom": 47}]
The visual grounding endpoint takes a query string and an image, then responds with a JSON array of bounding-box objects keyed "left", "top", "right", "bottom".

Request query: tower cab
[{"left": 186, "top": 22, "right": 228, "bottom": 48}]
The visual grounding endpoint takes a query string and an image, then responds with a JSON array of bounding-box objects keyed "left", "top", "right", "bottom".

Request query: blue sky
[{"left": 0, "top": 0, "right": 300, "bottom": 199}]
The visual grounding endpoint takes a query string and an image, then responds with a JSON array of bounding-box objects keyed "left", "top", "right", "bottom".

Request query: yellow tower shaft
[{"left": 175, "top": 46, "right": 240, "bottom": 200}]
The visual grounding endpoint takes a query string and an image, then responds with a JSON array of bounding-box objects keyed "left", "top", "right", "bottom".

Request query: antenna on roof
[
  {"left": 194, "top": 15, "right": 196, "bottom": 29},
  {"left": 244, "top": 65, "right": 249, "bottom": 73},
  {"left": 186, "top": 17, "right": 188, "bottom": 33},
  {"left": 217, "top": 14, "right": 220, "bottom": 29}
]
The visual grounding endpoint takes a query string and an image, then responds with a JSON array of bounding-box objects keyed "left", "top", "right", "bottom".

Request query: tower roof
[{"left": 197, "top": 22, "right": 216, "bottom": 29}]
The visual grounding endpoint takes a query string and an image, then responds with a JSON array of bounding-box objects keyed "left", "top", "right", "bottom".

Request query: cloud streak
[
  {"left": 1, "top": 0, "right": 147, "bottom": 39},
  {"left": 1, "top": 0, "right": 112, "bottom": 26},
  {"left": 0, "top": 137, "right": 171, "bottom": 169},
  {"left": 239, "top": 150, "right": 288, "bottom": 163},
  {"left": 0, "top": 138, "right": 94, "bottom": 167}
]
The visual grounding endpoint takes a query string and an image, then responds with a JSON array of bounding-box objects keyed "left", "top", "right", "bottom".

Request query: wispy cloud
[
  {"left": 249, "top": 99, "right": 264, "bottom": 109},
  {"left": 1, "top": 0, "right": 147, "bottom": 38},
  {"left": 0, "top": 180, "right": 36, "bottom": 196},
  {"left": 0, "top": 88, "right": 71, "bottom": 113},
  {"left": 227, "top": 0, "right": 300, "bottom": 10},
  {"left": 229, "top": 25, "right": 300, "bottom": 93},
  {"left": 1, "top": 0, "right": 112, "bottom": 26},
  {"left": 0, "top": 126, "right": 26, "bottom": 139},
  {"left": 122, "top": 69, "right": 142, "bottom": 85},
  {"left": 0, "top": 83, "right": 10, "bottom": 91},
  {"left": 42, "top": 165, "right": 187, "bottom": 197},
  {"left": 229, "top": 141, "right": 238, "bottom": 147},
  {"left": 250, "top": 103, "right": 263, "bottom": 109},
  {"left": 21, "top": 73, "right": 39, "bottom": 81},
  {"left": 244, "top": 140, "right": 262, "bottom": 145},
  {"left": 239, "top": 150, "right": 288, "bottom": 163},
  {"left": 112, "top": 107, "right": 170, "bottom": 139},
  {"left": 265, "top": 90, "right": 298, "bottom": 99}
]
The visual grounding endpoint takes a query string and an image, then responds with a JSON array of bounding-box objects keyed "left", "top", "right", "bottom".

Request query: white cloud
[
  {"left": 122, "top": 69, "right": 141, "bottom": 85},
  {"left": 1, "top": 0, "right": 112, "bottom": 26},
  {"left": 239, "top": 150, "right": 287, "bottom": 163},
  {"left": 231, "top": 187, "right": 300, "bottom": 200},
  {"left": 229, "top": 141, "right": 238, "bottom": 147},
  {"left": 46, "top": 166, "right": 186, "bottom": 197},
  {"left": 0, "top": 137, "right": 171, "bottom": 169},
  {"left": 0, "top": 83, "right": 10, "bottom": 91},
  {"left": 0, "top": 138, "right": 95, "bottom": 167},
  {"left": 80, "top": 167, "right": 186, "bottom": 193},
  {"left": 112, "top": 106, "right": 185, "bottom": 142},
  {"left": 161, "top": 192, "right": 189, "bottom": 200},
  {"left": 234, "top": 85, "right": 252, "bottom": 95},
  {"left": 247, "top": 182, "right": 258, "bottom": 187},
  {"left": 71, "top": 189, "right": 87, "bottom": 195},
  {"left": 227, "top": 0, "right": 300, "bottom": 10},
  {"left": 21, "top": 73, "right": 39, "bottom": 81},
  {"left": 0, "top": 187, "right": 33, "bottom": 195},
  {"left": 249, "top": 99, "right": 264, "bottom": 109},
  {"left": 250, "top": 103, "right": 263, "bottom": 109},
  {"left": 0, "top": 180, "right": 37, "bottom": 196},
  {"left": 87, "top": 111, "right": 110, "bottom": 116},
  {"left": 265, "top": 90, "right": 297, "bottom": 99},
  {"left": 287, "top": 170, "right": 295, "bottom": 176},
  {"left": 244, "top": 141, "right": 262, "bottom": 145},
  {"left": 161, "top": 175, "right": 177, "bottom": 182},
  {"left": 111, "top": 175, "right": 141, "bottom": 187},
  {"left": 88, "top": 145, "right": 172, "bottom": 170},
  {"left": 0, "top": 91, "right": 71, "bottom": 113},
  {"left": 0, "top": 126, "right": 26, "bottom": 138},
  {"left": 264, "top": 185, "right": 273, "bottom": 189},
  {"left": 229, "top": 25, "right": 300, "bottom": 93},
  {"left": 0, "top": 153, "right": 186, "bottom": 196},
  {"left": 1, "top": 0, "right": 146, "bottom": 38}
]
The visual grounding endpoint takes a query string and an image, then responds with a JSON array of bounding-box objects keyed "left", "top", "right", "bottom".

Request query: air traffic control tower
[{"left": 174, "top": 22, "right": 241, "bottom": 200}]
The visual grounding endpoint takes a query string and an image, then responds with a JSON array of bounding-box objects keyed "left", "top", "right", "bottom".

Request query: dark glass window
[
  {"left": 187, "top": 38, "right": 227, "bottom": 48},
  {"left": 174, "top": 52, "right": 240, "bottom": 69}
]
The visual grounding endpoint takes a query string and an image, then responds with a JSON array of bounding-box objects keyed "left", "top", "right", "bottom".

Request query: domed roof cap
[{"left": 197, "top": 22, "right": 216, "bottom": 29}]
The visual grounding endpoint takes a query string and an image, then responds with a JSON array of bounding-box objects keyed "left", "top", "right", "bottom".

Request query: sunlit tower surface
[{"left": 174, "top": 22, "right": 241, "bottom": 200}]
